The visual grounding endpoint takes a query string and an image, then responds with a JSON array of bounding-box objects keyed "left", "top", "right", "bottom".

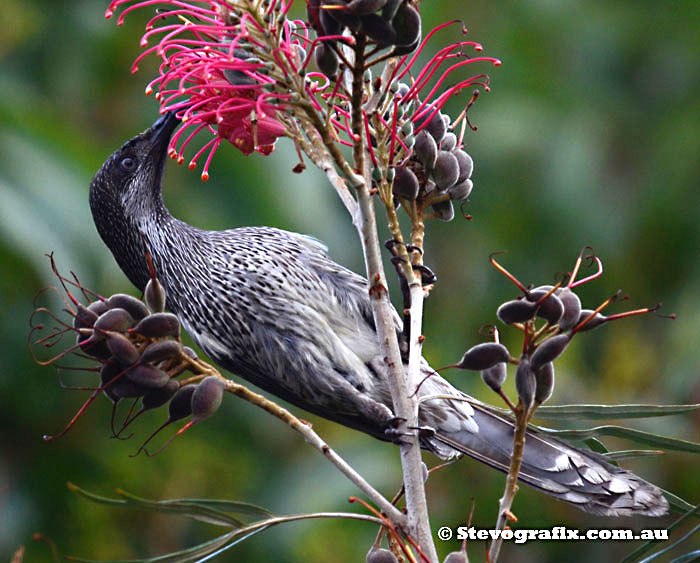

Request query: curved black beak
[{"left": 149, "top": 111, "right": 180, "bottom": 145}]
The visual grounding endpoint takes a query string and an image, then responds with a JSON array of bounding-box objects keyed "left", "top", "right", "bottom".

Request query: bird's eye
[{"left": 120, "top": 157, "right": 136, "bottom": 171}]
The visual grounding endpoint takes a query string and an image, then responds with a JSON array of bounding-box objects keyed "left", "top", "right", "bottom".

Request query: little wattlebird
[{"left": 89, "top": 113, "right": 668, "bottom": 516}]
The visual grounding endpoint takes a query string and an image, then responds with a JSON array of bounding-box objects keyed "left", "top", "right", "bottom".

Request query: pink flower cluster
[
  {"left": 107, "top": 2, "right": 500, "bottom": 180},
  {"left": 106, "top": 0, "right": 302, "bottom": 179}
]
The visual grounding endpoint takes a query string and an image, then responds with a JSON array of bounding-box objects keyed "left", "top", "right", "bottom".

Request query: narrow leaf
[
  {"left": 533, "top": 425, "right": 700, "bottom": 454},
  {"left": 533, "top": 403, "right": 700, "bottom": 421},
  {"left": 664, "top": 490, "right": 700, "bottom": 517},
  {"left": 670, "top": 550, "right": 700, "bottom": 563},
  {"left": 604, "top": 450, "right": 665, "bottom": 461},
  {"left": 584, "top": 437, "right": 609, "bottom": 454},
  {"left": 163, "top": 498, "right": 272, "bottom": 518},
  {"left": 620, "top": 504, "right": 700, "bottom": 563},
  {"left": 638, "top": 523, "right": 700, "bottom": 563},
  {"left": 114, "top": 489, "right": 244, "bottom": 528}
]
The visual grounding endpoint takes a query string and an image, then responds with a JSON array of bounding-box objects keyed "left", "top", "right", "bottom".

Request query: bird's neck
[{"left": 90, "top": 182, "right": 174, "bottom": 292}]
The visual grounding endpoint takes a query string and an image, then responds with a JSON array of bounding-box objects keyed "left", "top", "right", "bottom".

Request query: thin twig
[
  {"left": 488, "top": 404, "right": 529, "bottom": 562},
  {"left": 220, "top": 376, "right": 406, "bottom": 524}
]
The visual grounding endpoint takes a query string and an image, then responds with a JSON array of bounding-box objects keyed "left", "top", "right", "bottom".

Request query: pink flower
[{"left": 107, "top": 0, "right": 304, "bottom": 179}]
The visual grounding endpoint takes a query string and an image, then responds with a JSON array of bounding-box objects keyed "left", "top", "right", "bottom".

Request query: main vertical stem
[{"left": 350, "top": 37, "right": 437, "bottom": 562}]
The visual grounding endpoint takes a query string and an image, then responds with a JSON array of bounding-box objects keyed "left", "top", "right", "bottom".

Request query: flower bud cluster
[{"left": 385, "top": 100, "right": 475, "bottom": 222}]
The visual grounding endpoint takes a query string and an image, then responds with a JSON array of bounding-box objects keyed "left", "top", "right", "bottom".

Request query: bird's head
[
  {"left": 89, "top": 112, "right": 179, "bottom": 289},
  {"left": 90, "top": 112, "right": 179, "bottom": 218}
]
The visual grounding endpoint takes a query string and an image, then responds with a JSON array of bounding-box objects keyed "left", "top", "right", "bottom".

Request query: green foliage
[{"left": 1, "top": 1, "right": 698, "bottom": 562}]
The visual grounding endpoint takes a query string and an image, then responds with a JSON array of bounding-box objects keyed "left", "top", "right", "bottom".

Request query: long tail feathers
[{"left": 425, "top": 402, "right": 668, "bottom": 516}]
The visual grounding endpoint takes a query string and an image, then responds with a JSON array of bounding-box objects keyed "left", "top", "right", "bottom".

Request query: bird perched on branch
[{"left": 89, "top": 113, "right": 667, "bottom": 516}]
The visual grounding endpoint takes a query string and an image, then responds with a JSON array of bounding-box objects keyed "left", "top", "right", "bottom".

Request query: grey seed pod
[
  {"left": 534, "top": 362, "right": 555, "bottom": 405},
  {"left": 223, "top": 68, "right": 258, "bottom": 86},
  {"left": 515, "top": 355, "right": 536, "bottom": 410},
  {"left": 414, "top": 130, "right": 438, "bottom": 171},
  {"left": 101, "top": 360, "right": 147, "bottom": 399},
  {"left": 319, "top": 7, "right": 342, "bottom": 36},
  {"left": 497, "top": 299, "right": 537, "bottom": 324},
  {"left": 107, "top": 293, "right": 150, "bottom": 321},
  {"left": 447, "top": 179, "right": 473, "bottom": 201},
  {"left": 191, "top": 376, "right": 225, "bottom": 420},
  {"left": 403, "top": 133, "right": 415, "bottom": 148},
  {"left": 140, "top": 340, "right": 183, "bottom": 365},
  {"left": 527, "top": 289, "right": 564, "bottom": 325},
  {"left": 345, "top": 0, "right": 387, "bottom": 15},
  {"left": 126, "top": 364, "right": 170, "bottom": 389},
  {"left": 423, "top": 110, "right": 447, "bottom": 143},
  {"left": 457, "top": 342, "right": 510, "bottom": 371},
  {"left": 392, "top": 31, "right": 421, "bottom": 56},
  {"left": 145, "top": 277, "right": 166, "bottom": 313},
  {"left": 481, "top": 361, "right": 507, "bottom": 392},
  {"left": 73, "top": 304, "right": 98, "bottom": 329},
  {"left": 76, "top": 331, "right": 111, "bottom": 360},
  {"left": 396, "top": 82, "right": 410, "bottom": 98},
  {"left": 327, "top": 8, "right": 361, "bottom": 32},
  {"left": 183, "top": 346, "right": 199, "bottom": 360},
  {"left": 361, "top": 13, "right": 397, "bottom": 45},
  {"left": 142, "top": 379, "right": 180, "bottom": 410},
  {"left": 432, "top": 151, "right": 460, "bottom": 190},
  {"left": 576, "top": 309, "right": 608, "bottom": 332},
  {"left": 391, "top": 1, "right": 421, "bottom": 50},
  {"left": 440, "top": 132, "right": 457, "bottom": 152},
  {"left": 366, "top": 547, "right": 398, "bottom": 563},
  {"left": 453, "top": 149, "right": 473, "bottom": 183},
  {"left": 105, "top": 332, "right": 140, "bottom": 365},
  {"left": 400, "top": 119, "right": 413, "bottom": 136},
  {"left": 556, "top": 288, "right": 582, "bottom": 331},
  {"left": 100, "top": 361, "right": 123, "bottom": 402},
  {"left": 169, "top": 384, "right": 196, "bottom": 421},
  {"left": 443, "top": 551, "right": 468, "bottom": 563},
  {"left": 530, "top": 334, "right": 570, "bottom": 370},
  {"left": 134, "top": 313, "right": 180, "bottom": 339},
  {"left": 87, "top": 299, "right": 110, "bottom": 316},
  {"left": 94, "top": 308, "right": 135, "bottom": 334},
  {"left": 391, "top": 166, "right": 420, "bottom": 200},
  {"left": 314, "top": 42, "right": 339, "bottom": 76},
  {"left": 112, "top": 377, "right": 150, "bottom": 399},
  {"left": 423, "top": 180, "right": 437, "bottom": 195},
  {"left": 442, "top": 113, "right": 451, "bottom": 129},
  {"left": 381, "top": 0, "right": 401, "bottom": 21},
  {"left": 431, "top": 199, "right": 455, "bottom": 221}
]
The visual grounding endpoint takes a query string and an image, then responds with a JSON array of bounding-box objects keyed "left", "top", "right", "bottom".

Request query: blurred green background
[{"left": 1, "top": 1, "right": 698, "bottom": 561}]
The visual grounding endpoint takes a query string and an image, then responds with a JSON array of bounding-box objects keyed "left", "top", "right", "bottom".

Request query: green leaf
[
  {"left": 114, "top": 489, "right": 244, "bottom": 528},
  {"left": 664, "top": 490, "right": 700, "bottom": 517},
  {"left": 68, "top": 483, "right": 382, "bottom": 562},
  {"left": 67, "top": 483, "right": 251, "bottom": 528},
  {"left": 670, "top": 550, "right": 700, "bottom": 563},
  {"left": 584, "top": 437, "right": 609, "bottom": 454},
  {"left": 620, "top": 504, "right": 700, "bottom": 563},
  {"left": 532, "top": 425, "right": 700, "bottom": 454},
  {"left": 161, "top": 498, "right": 272, "bottom": 519},
  {"left": 604, "top": 450, "right": 665, "bottom": 461},
  {"left": 638, "top": 524, "right": 700, "bottom": 563},
  {"left": 532, "top": 403, "right": 700, "bottom": 421}
]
